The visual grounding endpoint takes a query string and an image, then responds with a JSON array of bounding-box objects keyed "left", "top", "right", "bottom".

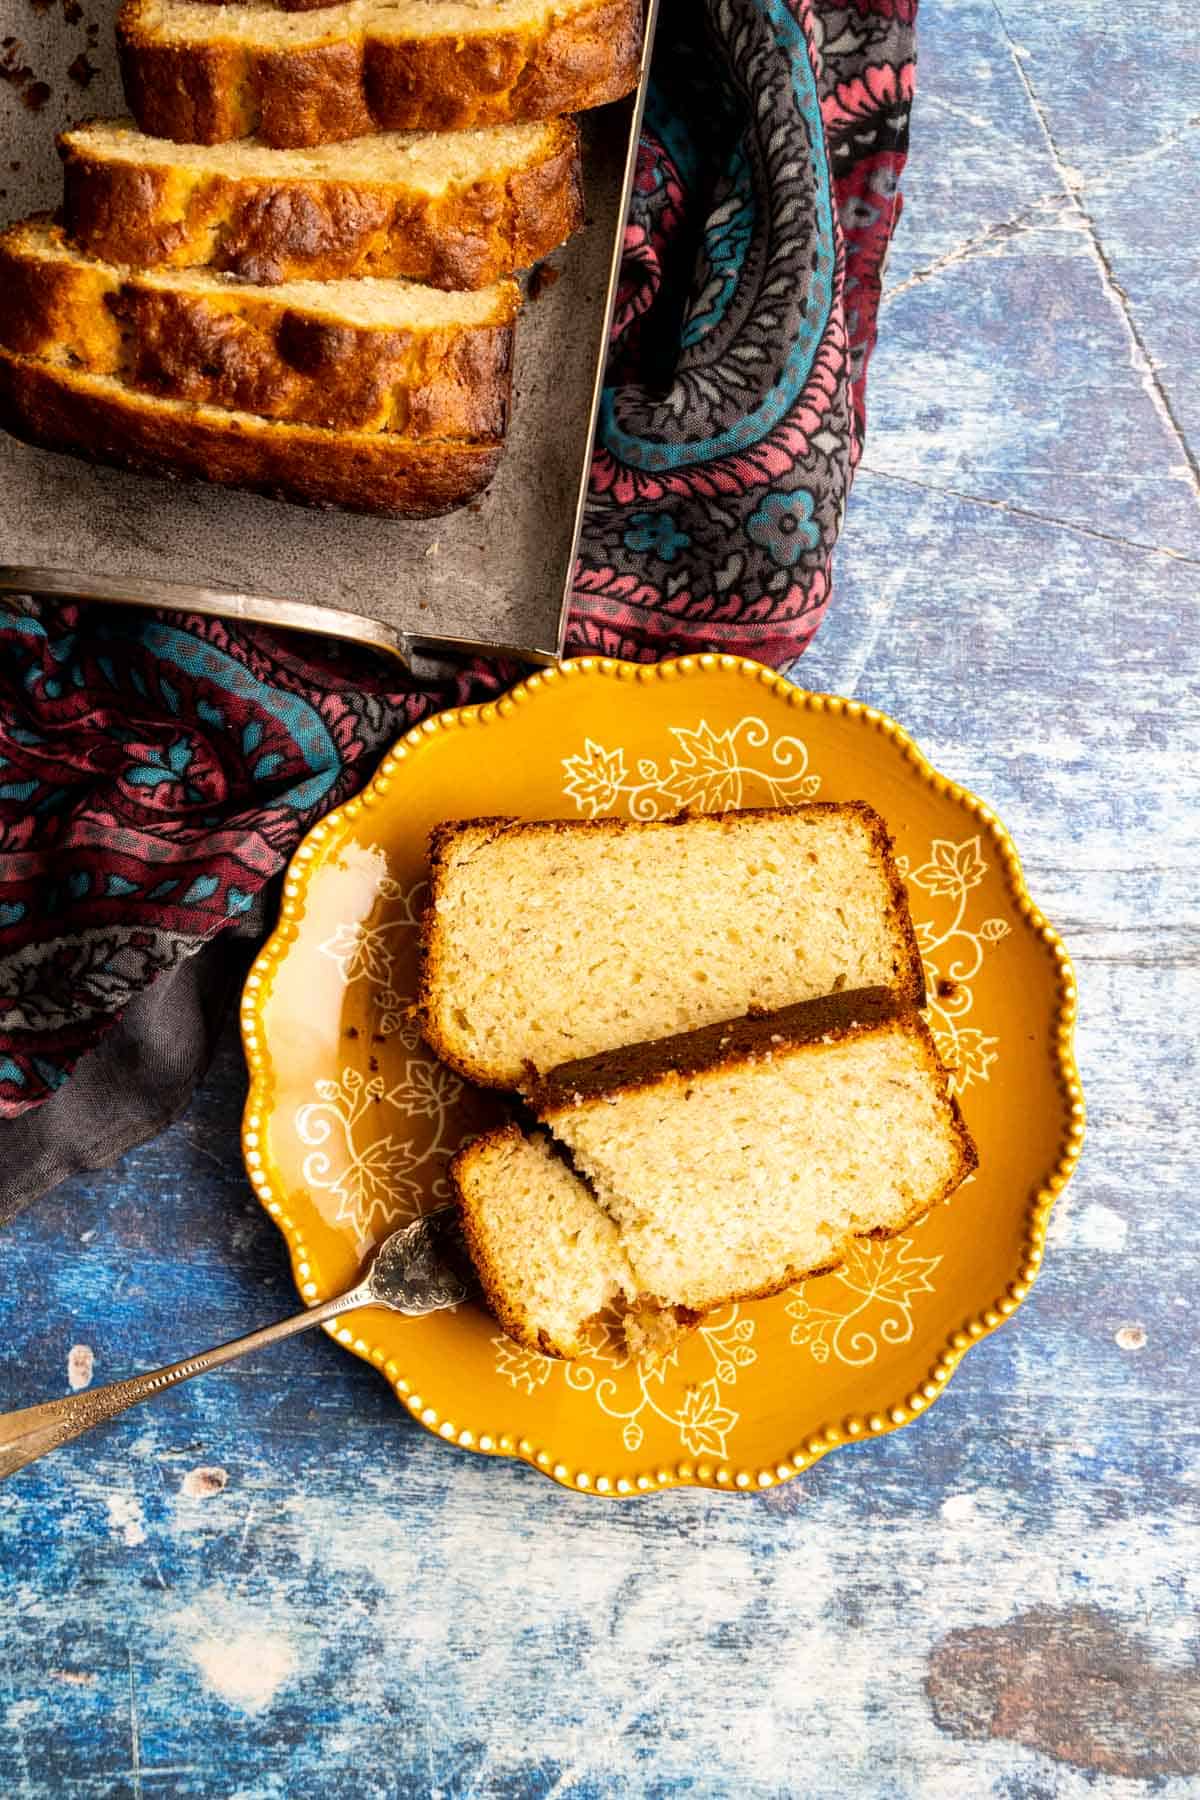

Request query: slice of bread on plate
[
  {"left": 59, "top": 117, "right": 584, "bottom": 289},
  {"left": 453, "top": 990, "right": 978, "bottom": 1355},
  {"left": 419, "top": 804, "right": 925, "bottom": 1089},
  {"left": 117, "top": 0, "right": 643, "bottom": 146},
  {"left": 452, "top": 1127, "right": 641, "bottom": 1359},
  {"left": 0, "top": 348, "right": 503, "bottom": 515},
  {"left": 0, "top": 216, "right": 517, "bottom": 439}
]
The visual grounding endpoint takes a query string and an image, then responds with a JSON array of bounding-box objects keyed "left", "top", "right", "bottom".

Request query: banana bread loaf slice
[
  {"left": 60, "top": 117, "right": 583, "bottom": 287},
  {"left": 535, "top": 990, "right": 977, "bottom": 1315},
  {"left": 0, "top": 348, "right": 503, "bottom": 515},
  {"left": 453, "top": 1127, "right": 640, "bottom": 1358},
  {"left": 452, "top": 991, "right": 977, "bottom": 1356},
  {"left": 419, "top": 805, "right": 925, "bottom": 1088},
  {"left": 0, "top": 216, "right": 517, "bottom": 439},
  {"left": 117, "top": 0, "right": 642, "bottom": 147}
]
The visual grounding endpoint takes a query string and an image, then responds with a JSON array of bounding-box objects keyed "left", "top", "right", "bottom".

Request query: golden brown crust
[
  {"left": 60, "top": 119, "right": 584, "bottom": 288},
  {"left": 117, "top": 0, "right": 642, "bottom": 146},
  {"left": 416, "top": 817, "right": 521, "bottom": 1082},
  {"left": 415, "top": 805, "right": 926, "bottom": 1086},
  {"left": 0, "top": 220, "right": 516, "bottom": 438},
  {"left": 0, "top": 347, "right": 502, "bottom": 517},
  {"left": 855, "top": 800, "right": 927, "bottom": 1009}
]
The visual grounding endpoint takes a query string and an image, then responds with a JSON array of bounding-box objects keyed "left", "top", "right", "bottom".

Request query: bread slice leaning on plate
[{"left": 453, "top": 991, "right": 978, "bottom": 1358}]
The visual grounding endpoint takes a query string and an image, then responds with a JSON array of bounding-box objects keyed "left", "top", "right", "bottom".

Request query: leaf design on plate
[
  {"left": 909, "top": 836, "right": 987, "bottom": 897},
  {"left": 662, "top": 722, "right": 743, "bottom": 812},
  {"left": 320, "top": 921, "right": 395, "bottom": 986},
  {"left": 837, "top": 1237, "right": 941, "bottom": 1309},
  {"left": 351, "top": 1133, "right": 421, "bottom": 1198},
  {"left": 579, "top": 1311, "right": 632, "bottom": 1369},
  {"left": 561, "top": 740, "right": 627, "bottom": 815},
  {"left": 676, "top": 1378, "right": 739, "bottom": 1458},
  {"left": 641, "top": 1339, "right": 681, "bottom": 1384},
  {"left": 980, "top": 917, "right": 1011, "bottom": 942},
  {"left": 388, "top": 1059, "right": 463, "bottom": 1116},
  {"left": 492, "top": 1336, "right": 553, "bottom": 1394},
  {"left": 937, "top": 1026, "right": 1000, "bottom": 1092},
  {"left": 913, "top": 918, "right": 940, "bottom": 952}
]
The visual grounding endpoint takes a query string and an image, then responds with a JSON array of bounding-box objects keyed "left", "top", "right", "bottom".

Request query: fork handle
[{"left": 0, "top": 1284, "right": 371, "bottom": 1482}]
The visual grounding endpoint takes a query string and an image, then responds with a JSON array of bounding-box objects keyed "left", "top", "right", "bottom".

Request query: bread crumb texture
[{"left": 420, "top": 806, "right": 924, "bottom": 1088}]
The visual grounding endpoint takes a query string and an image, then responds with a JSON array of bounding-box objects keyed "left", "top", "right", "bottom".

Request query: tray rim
[
  {"left": 0, "top": 1, "right": 660, "bottom": 673},
  {"left": 238, "top": 653, "right": 1086, "bottom": 1498}
]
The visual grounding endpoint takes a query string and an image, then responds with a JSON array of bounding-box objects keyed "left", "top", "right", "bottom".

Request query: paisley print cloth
[{"left": 0, "top": 0, "right": 916, "bottom": 1139}]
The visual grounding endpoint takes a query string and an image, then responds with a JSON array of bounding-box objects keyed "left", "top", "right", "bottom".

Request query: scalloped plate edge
[{"left": 239, "top": 654, "right": 1085, "bottom": 1498}]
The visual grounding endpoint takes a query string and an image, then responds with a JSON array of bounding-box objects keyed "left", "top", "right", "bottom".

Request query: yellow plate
[{"left": 240, "top": 656, "right": 1083, "bottom": 1496}]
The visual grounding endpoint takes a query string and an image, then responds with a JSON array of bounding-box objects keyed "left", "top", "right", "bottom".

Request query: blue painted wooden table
[{"left": 3, "top": 3, "right": 1198, "bottom": 1793}]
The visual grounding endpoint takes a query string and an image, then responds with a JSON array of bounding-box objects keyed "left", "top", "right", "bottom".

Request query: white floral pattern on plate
[
  {"left": 786, "top": 1233, "right": 943, "bottom": 1369},
  {"left": 562, "top": 716, "right": 821, "bottom": 819},
  {"left": 493, "top": 1306, "right": 756, "bottom": 1460},
  {"left": 898, "top": 837, "right": 1009, "bottom": 1094},
  {"left": 294, "top": 880, "right": 462, "bottom": 1254},
  {"left": 289, "top": 720, "right": 1016, "bottom": 1453}
]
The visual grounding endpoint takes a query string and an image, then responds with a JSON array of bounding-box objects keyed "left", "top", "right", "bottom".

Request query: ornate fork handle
[{"left": 0, "top": 1283, "right": 372, "bottom": 1482}]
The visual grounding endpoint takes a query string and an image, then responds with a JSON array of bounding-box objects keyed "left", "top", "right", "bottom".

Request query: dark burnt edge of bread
[
  {"left": 532, "top": 985, "right": 979, "bottom": 1202},
  {"left": 532, "top": 986, "right": 910, "bottom": 1108},
  {"left": 534, "top": 989, "right": 978, "bottom": 1181},
  {"left": 530, "top": 990, "right": 979, "bottom": 1317}
]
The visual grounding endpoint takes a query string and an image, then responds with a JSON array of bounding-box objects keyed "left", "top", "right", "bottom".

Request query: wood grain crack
[
  {"left": 883, "top": 195, "right": 1083, "bottom": 302},
  {"left": 856, "top": 465, "right": 1200, "bottom": 565},
  {"left": 991, "top": 0, "right": 1200, "bottom": 506}
]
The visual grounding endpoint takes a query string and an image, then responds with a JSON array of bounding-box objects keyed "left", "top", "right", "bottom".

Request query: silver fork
[{"left": 0, "top": 1208, "right": 476, "bottom": 1482}]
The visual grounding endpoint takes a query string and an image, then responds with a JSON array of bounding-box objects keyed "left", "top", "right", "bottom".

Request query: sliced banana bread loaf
[
  {"left": 0, "top": 349, "right": 503, "bottom": 515},
  {"left": 117, "top": 0, "right": 642, "bottom": 146},
  {"left": 453, "top": 991, "right": 977, "bottom": 1355},
  {"left": 420, "top": 805, "right": 925, "bottom": 1088},
  {"left": 0, "top": 216, "right": 517, "bottom": 439},
  {"left": 60, "top": 117, "right": 583, "bottom": 288}
]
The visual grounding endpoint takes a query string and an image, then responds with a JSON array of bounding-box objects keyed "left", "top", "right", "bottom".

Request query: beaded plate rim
[{"left": 239, "top": 654, "right": 1085, "bottom": 1498}]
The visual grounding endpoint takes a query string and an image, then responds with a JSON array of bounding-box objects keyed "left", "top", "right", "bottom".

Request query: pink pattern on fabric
[{"left": 822, "top": 60, "right": 915, "bottom": 136}]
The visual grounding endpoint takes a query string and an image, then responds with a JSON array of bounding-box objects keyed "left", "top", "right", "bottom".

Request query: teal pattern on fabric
[
  {"left": 599, "top": 0, "right": 836, "bottom": 469},
  {"left": 681, "top": 143, "right": 755, "bottom": 351},
  {"left": 141, "top": 623, "right": 339, "bottom": 804}
]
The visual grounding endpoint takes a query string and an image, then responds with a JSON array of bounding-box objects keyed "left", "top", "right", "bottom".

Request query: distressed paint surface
[{"left": 2, "top": 2, "right": 1199, "bottom": 1794}]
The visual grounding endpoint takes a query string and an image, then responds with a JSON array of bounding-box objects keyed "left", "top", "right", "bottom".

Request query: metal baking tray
[{"left": 0, "top": 0, "right": 659, "bottom": 670}]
